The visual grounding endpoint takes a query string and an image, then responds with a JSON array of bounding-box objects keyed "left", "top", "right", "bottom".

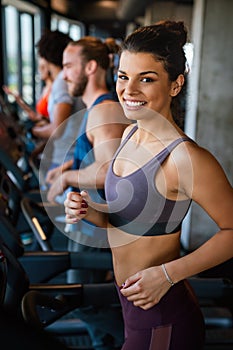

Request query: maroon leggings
[{"left": 116, "top": 280, "right": 205, "bottom": 350}]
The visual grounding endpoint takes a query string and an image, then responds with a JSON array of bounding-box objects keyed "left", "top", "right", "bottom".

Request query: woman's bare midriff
[{"left": 108, "top": 225, "right": 181, "bottom": 286}]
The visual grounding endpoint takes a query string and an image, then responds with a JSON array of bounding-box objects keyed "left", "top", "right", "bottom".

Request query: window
[
  {"left": 51, "top": 14, "right": 85, "bottom": 40},
  {"left": 20, "top": 13, "right": 34, "bottom": 105},
  {"left": 2, "top": 1, "right": 85, "bottom": 119},
  {"left": 3, "top": 6, "right": 19, "bottom": 95},
  {"left": 2, "top": 1, "right": 42, "bottom": 116}
]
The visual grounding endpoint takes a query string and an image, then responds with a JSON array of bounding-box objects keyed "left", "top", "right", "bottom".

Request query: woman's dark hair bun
[{"left": 157, "top": 20, "right": 187, "bottom": 47}]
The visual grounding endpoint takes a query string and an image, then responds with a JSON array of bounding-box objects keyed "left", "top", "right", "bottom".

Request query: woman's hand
[
  {"left": 64, "top": 191, "right": 89, "bottom": 223},
  {"left": 120, "top": 265, "right": 172, "bottom": 310},
  {"left": 3, "top": 85, "right": 39, "bottom": 121},
  {"left": 2, "top": 85, "right": 18, "bottom": 99}
]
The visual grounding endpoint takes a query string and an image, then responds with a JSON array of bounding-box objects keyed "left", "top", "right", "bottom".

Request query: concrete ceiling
[{"left": 29, "top": 0, "right": 193, "bottom": 38}]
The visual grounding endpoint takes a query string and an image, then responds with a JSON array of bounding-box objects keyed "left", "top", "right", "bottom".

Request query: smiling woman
[
  {"left": 64, "top": 20, "right": 233, "bottom": 350},
  {"left": 1, "top": 1, "right": 233, "bottom": 349},
  {"left": 117, "top": 52, "right": 184, "bottom": 122}
]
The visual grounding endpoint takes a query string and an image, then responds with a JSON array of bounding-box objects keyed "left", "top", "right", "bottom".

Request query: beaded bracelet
[{"left": 161, "top": 263, "right": 175, "bottom": 286}]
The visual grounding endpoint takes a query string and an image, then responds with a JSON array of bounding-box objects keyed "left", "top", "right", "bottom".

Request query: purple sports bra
[{"left": 105, "top": 125, "right": 192, "bottom": 236}]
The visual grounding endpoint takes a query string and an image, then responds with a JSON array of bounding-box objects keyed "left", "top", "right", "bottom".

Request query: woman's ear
[{"left": 170, "top": 74, "right": 185, "bottom": 97}]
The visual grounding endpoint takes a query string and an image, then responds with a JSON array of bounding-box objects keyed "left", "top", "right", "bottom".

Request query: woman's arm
[
  {"left": 120, "top": 144, "right": 233, "bottom": 309},
  {"left": 167, "top": 145, "right": 233, "bottom": 281},
  {"left": 32, "top": 102, "right": 72, "bottom": 139}
]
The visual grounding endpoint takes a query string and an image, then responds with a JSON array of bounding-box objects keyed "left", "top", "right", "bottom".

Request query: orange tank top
[{"left": 36, "top": 90, "right": 50, "bottom": 118}]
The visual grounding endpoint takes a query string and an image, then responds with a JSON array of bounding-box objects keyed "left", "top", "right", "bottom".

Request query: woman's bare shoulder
[
  {"left": 121, "top": 123, "right": 137, "bottom": 140},
  {"left": 181, "top": 140, "right": 222, "bottom": 168}
]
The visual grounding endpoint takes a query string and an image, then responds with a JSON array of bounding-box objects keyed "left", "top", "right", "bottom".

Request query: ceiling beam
[{"left": 116, "top": 0, "right": 153, "bottom": 20}]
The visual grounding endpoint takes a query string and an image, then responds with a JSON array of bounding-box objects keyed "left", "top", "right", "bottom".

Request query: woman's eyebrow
[
  {"left": 118, "top": 69, "right": 126, "bottom": 74},
  {"left": 139, "top": 70, "right": 158, "bottom": 76},
  {"left": 118, "top": 69, "right": 158, "bottom": 76}
]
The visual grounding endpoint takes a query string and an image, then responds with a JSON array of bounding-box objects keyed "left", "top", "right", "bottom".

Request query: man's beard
[{"left": 70, "top": 73, "right": 88, "bottom": 97}]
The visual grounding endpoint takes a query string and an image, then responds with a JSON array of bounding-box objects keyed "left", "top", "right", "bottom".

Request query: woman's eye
[
  {"left": 141, "top": 77, "right": 154, "bottom": 83},
  {"left": 117, "top": 74, "right": 128, "bottom": 81}
]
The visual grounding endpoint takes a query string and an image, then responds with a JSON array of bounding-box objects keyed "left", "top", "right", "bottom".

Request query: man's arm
[{"left": 47, "top": 101, "right": 129, "bottom": 202}]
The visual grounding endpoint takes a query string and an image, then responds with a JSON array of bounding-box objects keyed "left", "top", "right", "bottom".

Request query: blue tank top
[
  {"left": 71, "top": 93, "right": 115, "bottom": 240},
  {"left": 105, "top": 125, "right": 192, "bottom": 236},
  {"left": 72, "top": 92, "right": 114, "bottom": 200}
]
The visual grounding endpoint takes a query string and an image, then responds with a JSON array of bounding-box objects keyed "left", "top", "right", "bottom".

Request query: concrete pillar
[
  {"left": 144, "top": 1, "right": 192, "bottom": 31},
  {"left": 186, "top": 0, "right": 233, "bottom": 249}
]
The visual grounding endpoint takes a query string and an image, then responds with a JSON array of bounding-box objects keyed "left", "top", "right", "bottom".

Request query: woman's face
[
  {"left": 116, "top": 50, "right": 178, "bottom": 121},
  {"left": 38, "top": 57, "right": 50, "bottom": 81}
]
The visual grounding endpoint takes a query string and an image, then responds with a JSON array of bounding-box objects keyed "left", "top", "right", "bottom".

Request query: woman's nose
[{"left": 124, "top": 79, "right": 138, "bottom": 94}]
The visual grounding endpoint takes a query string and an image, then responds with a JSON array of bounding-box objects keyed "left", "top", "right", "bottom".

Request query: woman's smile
[{"left": 123, "top": 98, "right": 147, "bottom": 109}]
